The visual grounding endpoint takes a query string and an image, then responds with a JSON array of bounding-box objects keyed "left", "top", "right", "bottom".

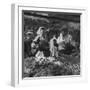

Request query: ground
[{"left": 24, "top": 52, "right": 80, "bottom": 77}]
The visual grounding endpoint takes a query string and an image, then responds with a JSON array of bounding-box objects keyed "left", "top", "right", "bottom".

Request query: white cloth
[
  {"left": 33, "top": 35, "right": 40, "bottom": 42},
  {"left": 35, "top": 51, "right": 45, "bottom": 62},
  {"left": 57, "top": 33, "right": 64, "bottom": 50},
  {"left": 31, "top": 42, "right": 35, "bottom": 48},
  {"left": 37, "top": 27, "right": 43, "bottom": 35},
  {"left": 57, "top": 33, "right": 64, "bottom": 44},
  {"left": 33, "top": 27, "right": 44, "bottom": 42}
]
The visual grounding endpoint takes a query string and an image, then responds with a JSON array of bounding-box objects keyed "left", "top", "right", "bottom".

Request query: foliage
[{"left": 24, "top": 55, "right": 80, "bottom": 77}]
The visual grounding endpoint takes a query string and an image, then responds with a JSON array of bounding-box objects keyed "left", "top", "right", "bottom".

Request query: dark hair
[{"left": 53, "top": 39, "right": 58, "bottom": 47}]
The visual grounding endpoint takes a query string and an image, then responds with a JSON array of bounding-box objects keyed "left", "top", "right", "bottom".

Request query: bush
[{"left": 24, "top": 56, "right": 80, "bottom": 77}]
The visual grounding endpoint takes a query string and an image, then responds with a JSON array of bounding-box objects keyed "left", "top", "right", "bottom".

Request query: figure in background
[
  {"left": 64, "top": 32, "right": 72, "bottom": 44},
  {"left": 57, "top": 32, "right": 65, "bottom": 51}
]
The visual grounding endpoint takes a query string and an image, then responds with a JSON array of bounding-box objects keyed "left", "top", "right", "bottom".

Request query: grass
[{"left": 24, "top": 54, "right": 80, "bottom": 77}]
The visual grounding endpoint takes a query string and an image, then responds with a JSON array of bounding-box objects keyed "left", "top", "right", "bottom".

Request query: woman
[
  {"left": 49, "top": 35, "right": 58, "bottom": 57},
  {"left": 57, "top": 32, "right": 65, "bottom": 51}
]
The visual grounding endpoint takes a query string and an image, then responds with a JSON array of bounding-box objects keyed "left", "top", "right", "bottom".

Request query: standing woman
[
  {"left": 57, "top": 32, "right": 65, "bottom": 51},
  {"left": 53, "top": 38, "right": 58, "bottom": 58},
  {"left": 49, "top": 35, "right": 57, "bottom": 57}
]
